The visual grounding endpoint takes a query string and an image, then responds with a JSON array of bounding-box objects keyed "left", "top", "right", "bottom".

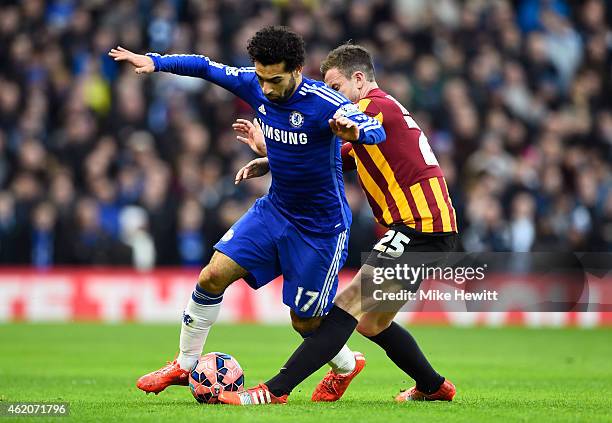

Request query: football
[{"left": 189, "top": 352, "right": 244, "bottom": 404}]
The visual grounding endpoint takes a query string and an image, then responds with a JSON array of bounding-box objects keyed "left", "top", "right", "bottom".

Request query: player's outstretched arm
[
  {"left": 232, "top": 119, "right": 267, "bottom": 156},
  {"left": 234, "top": 158, "right": 270, "bottom": 185},
  {"left": 109, "top": 46, "right": 255, "bottom": 101}
]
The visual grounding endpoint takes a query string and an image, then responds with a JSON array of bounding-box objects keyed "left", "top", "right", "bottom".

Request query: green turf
[{"left": 0, "top": 324, "right": 611, "bottom": 422}]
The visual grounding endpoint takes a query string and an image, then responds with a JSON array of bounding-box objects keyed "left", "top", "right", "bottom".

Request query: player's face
[
  {"left": 324, "top": 67, "right": 360, "bottom": 103},
  {"left": 254, "top": 61, "right": 301, "bottom": 103}
]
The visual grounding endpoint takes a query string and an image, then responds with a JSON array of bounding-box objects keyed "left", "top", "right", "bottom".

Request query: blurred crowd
[{"left": 0, "top": 0, "right": 611, "bottom": 269}]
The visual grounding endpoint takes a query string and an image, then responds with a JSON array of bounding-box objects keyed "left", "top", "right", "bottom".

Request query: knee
[
  {"left": 334, "top": 285, "right": 359, "bottom": 313},
  {"left": 356, "top": 319, "right": 390, "bottom": 338},
  {"left": 290, "top": 314, "right": 322, "bottom": 337},
  {"left": 197, "top": 266, "right": 226, "bottom": 295}
]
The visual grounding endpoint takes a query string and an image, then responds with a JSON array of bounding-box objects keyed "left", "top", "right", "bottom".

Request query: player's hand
[
  {"left": 234, "top": 158, "right": 270, "bottom": 184},
  {"left": 232, "top": 119, "right": 267, "bottom": 156},
  {"left": 108, "top": 46, "right": 155, "bottom": 74},
  {"left": 329, "top": 113, "right": 360, "bottom": 141}
]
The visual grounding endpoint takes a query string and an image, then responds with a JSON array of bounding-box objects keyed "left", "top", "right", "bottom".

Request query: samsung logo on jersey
[{"left": 258, "top": 120, "right": 308, "bottom": 145}]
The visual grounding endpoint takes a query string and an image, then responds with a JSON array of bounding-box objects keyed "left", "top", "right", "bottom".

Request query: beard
[{"left": 265, "top": 74, "right": 297, "bottom": 103}]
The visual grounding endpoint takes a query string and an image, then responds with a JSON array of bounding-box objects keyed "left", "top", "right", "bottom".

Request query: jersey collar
[{"left": 364, "top": 88, "right": 386, "bottom": 98}]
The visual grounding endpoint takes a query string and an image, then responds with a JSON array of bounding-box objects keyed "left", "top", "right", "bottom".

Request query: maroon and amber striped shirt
[{"left": 342, "top": 88, "right": 457, "bottom": 233}]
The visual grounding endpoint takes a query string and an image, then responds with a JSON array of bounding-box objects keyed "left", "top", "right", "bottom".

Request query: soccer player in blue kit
[{"left": 109, "top": 26, "right": 385, "bottom": 394}]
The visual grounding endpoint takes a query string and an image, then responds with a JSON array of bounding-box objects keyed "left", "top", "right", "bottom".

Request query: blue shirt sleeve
[
  {"left": 330, "top": 102, "right": 386, "bottom": 145},
  {"left": 305, "top": 82, "right": 385, "bottom": 145},
  {"left": 146, "top": 53, "right": 257, "bottom": 105}
]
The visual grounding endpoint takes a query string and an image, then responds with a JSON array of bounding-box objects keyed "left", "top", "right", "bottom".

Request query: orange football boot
[
  {"left": 311, "top": 352, "right": 366, "bottom": 402},
  {"left": 218, "top": 383, "right": 288, "bottom": 405},
  {"left": 136, "top": 360, "right": 189, "bottom": 394},
  {"left": 395, "top": 379, "right": 456, "bottom": 402}
]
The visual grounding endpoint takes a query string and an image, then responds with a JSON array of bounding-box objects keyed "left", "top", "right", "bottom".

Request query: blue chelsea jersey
[{"left": 148, "top": 53, "right": 386, "bottom": 234}]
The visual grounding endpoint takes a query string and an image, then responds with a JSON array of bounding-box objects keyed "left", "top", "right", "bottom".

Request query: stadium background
[{"left": 0, "top": 0, "right": 611, "bottom": 327}]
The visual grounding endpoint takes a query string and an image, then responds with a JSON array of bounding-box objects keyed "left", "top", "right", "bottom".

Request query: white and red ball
[{"left": 188, "top": 352, "right": 244, "bottom": 404}]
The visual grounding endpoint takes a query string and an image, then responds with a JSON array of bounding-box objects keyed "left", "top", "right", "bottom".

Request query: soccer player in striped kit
[{"left": 224, "top": 44, "right": 458, "bottom": 405}]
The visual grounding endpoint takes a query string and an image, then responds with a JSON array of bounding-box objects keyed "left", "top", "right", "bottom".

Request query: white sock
[
  {"left": 328, "top": 344, "right": 356, "bottom": 375},
  {"left": 177, "top": 295, "right": 221, "bottom": 371}
]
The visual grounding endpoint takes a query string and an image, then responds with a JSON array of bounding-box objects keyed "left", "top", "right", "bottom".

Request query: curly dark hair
[{"left": 247, "top": 26, "right": 305, "bottom": 72}]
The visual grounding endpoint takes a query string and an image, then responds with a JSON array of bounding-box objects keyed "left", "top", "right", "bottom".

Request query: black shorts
[
  {"left": 363, "top": 225, "right": 458, "bottom": 294},
  {"left": 364, "top": 225, "right": 458, "bottom": 268}
]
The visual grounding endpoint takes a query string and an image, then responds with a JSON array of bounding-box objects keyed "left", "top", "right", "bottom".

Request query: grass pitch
[{"left": 0, "top": 323, "right": 611, "bottom": 422}]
